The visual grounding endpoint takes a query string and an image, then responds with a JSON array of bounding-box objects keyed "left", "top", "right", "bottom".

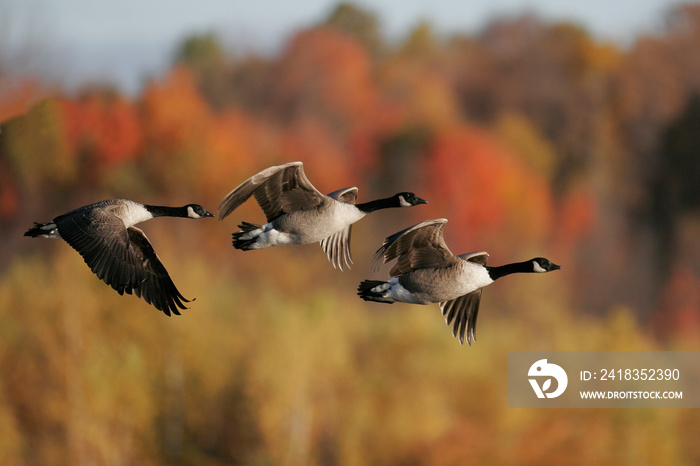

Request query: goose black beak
[
  {"left": 550, "top": 263, "right": 562, "bottom": 271},
  {"left": 415, "top": 197, "right": 428, "bottom": 205},
  {"left": 204, "top": 210, "right": 216, "bottom": 218}
]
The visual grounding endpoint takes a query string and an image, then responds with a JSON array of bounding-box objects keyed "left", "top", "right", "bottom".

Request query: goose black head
[
  {"left": 395, "top": 192, "right": 428, "bottom": 207},
  {"left": 186, "top": 204, "right": 216, "bottom": 219},
  {"left": 531, "top": 257, "right": 562, "bottom": 273}
]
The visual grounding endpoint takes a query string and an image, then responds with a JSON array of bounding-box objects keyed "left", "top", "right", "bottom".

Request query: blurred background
[{"left": 1, "top": 0, "right": 699, "bottom": 464}]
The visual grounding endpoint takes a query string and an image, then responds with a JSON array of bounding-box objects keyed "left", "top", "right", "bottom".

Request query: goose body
[
  {"left": 372, "top": 260, "right": 495, "bottom": 305},
  {"left": 236, "top": 200, "right": 365, "bottom": 248},
  {"left": 218, "top": 162, "right": 427, "bottom": 269},
  {"left": 358, "top": 218, "right": 561, "bottom": 345},
  {"left": 24, "top": 199, "right": 215, "bottom": 315}
]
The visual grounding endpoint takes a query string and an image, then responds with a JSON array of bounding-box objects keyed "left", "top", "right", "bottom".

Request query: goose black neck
[
  {"left": 356, "top": 197, "right": 399, "bottom": 214},
  {"left": 486, "top": 261, "right": 533, "bottom": 280},
  {"left": 145, "top": 205, "right": 188, "bottom": 218}
]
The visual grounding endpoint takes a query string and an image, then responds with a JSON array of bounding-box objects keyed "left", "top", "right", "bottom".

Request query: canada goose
[
  {"left": 218, "top": 161, "right": 427, "bottom": 269},
  {"left": 357, "top": 218, "right": 561, "bottom": 345},
  {"left": 24, "top": 199, "right": 215, "bottom": 315}
]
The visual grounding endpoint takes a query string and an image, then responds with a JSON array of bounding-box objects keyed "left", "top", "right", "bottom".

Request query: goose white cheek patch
[
  {"left": 187, "top": 206, "right": 200, "bottom": 219},
  {"left": 533, "top": 261, "right": 547, "bottom": 273}
]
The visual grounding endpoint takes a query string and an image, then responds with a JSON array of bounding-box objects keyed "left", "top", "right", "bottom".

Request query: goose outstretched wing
[
  {"left": 372, "top": 218, "right": 460, "bottom": 277},
  {"left": 55, "top": 207, "right": 190, "bottom": 315},
  {"left": 319, "top": 186, "right": 359, "bottom": 270},
  {"left": 439, "top": 290, "right": 483, "bottom": 346},
  {"left": 218, "top": 162, "right": 326, "bottom": 221},
  {"left": 438, "top": 252, "right": 489, "bottom": 345}
]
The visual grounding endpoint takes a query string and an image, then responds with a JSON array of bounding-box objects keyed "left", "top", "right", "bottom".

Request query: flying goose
[
  {"left": 24, "top": 199, "right": 215, "bottom": 315},
  {"left": 218, "top": 161, "right": 428, "bottom": 269},
  {"left": 357, "top": 218, "right": 561, "bottom": 345}
]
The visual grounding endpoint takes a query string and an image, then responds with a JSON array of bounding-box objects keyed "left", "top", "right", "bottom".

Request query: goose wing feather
[
  {"left": 458, "top": 251, "right": 489, "bottom": 266},
  {"left": 372, "top": 218, "right": 460, "bottom": 276},
  {"left": 55, "top": 207, "right": 190, "bottom": 315},
  {"left": 439, "top": 289, "right": 483, "bottom": 346},
  {"left": 326, "top": 186, "right": 358, "bottom": 204},
  {"left": 319, "top": 186, "right": 358, "bottom": 270},
  {"left": 320, "top": 227, "right": 353, "bottom": 270},
  {"left": 125, "top": 227, "right": 191, "bottom": 315},
  {"left": 218, "top": 161, "right": 325, "bottom": 221}
]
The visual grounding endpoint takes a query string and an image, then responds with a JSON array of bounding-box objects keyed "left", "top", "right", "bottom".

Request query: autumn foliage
[{"left": 1, "top": 2, "right": 699, "bottom": 465}]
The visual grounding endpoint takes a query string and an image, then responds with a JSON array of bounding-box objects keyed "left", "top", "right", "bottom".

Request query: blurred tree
[
  {"left": 61, "top": 89, "right": 142, "bottom": 175},
  {"left": 196, "top": 109, "right": 257, "bottom": 203},
  {"left": 656, "top": 96, "right": 700, "bottom": 213},
  {"left": 175, "top": 33, "right": 226, "bottom": 72},
  {"left": 445, "top": 34, "right": 499, "bottom": 121},
  {"left": 174, "top": 33, "right": 233, "bottom": 110},
  {"left": 282, "top": 118, "right": 355, "bottom": 190},
  {"left": 649, "top": 96, "right": 700, "bottom": 276},
  {"left": 226, "top": 55, "right": 273, "bottom": 115},
  {"left": 664, "top": 4, "right": 700, "bottom": 94},
  {"left": 400, "top": 21, "right": 437, "bottom": 59},
  {"left": 427, "top": 125, "right": 553, "bottom": 251},
  {"left": 0, "top": 161, "right": 18, "bottom": 220},
  {"left": 173, "top": 33, "right": 278, "bottom": 115},
  {"left": 653, "top": 266, "right": 700, "bottom": 340},
  {"left": 615, "top": 4, "right": 700, "bottom": 203},
  {"left": 273, "top": 27, "right": 377, "bottom": 132},
  {"left": 456, "top": 15, "right": 621, "bottom": 198},
  {"left": 608, "top": 5, "right": 700, "bottom": 318},
  {"left": 1, "top": 99, "right": 74, "bottom": 193},
  {"left": 494, "top": 112, "right": 556, "bottom": 179},
  {"left": 380, "top": 61, "right": 458, "bottom": 131},
  {"left": 375, "top": 123, "right": 431, "bottom": 196},
  {"left": 615, "top": 36, "right": 684, "bottom": 176},
  {"left": 324, "top": 2, "right": 384, "bottom": 58},
  {"left": 0, "top": 77, "right": 42, "bottom": 122},
  {"left": 140, "top": 66, "right": 211, "bottom": 194}
]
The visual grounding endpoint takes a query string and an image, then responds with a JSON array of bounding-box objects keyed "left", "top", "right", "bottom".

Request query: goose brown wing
[
  {"left": 439, "top": 290, "right": 483, "bottom": 346},
  {"left": 125, "top": 227, "right": 191, "bottom": 315},
  {"left": 218, "top": 161, "right": 326, "bottom": 221},
  {"left": 55, "top": 208, "right": 190, "bottom": 315},
  {"left": 372, "top": 218, "right": 460, "bottom": 277}
]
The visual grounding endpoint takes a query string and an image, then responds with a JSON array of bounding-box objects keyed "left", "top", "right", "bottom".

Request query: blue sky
[{"left": 1, "top": 0, "right": 686, "bottom": 94}]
